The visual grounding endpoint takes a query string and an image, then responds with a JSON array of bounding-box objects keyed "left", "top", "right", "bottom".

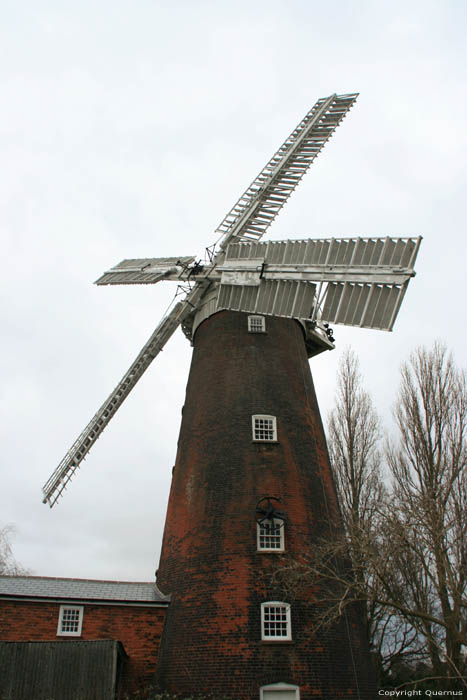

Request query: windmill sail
[
  {"left": 214, "top": 93, "right": 358, "bottom": 251},
  {"left": 42, "top": 282, "right": 208, "bottom": 507},
  {"left": 215, "top": 236, "right": 421, "bottom": 328},
  {"left": 96, "top": 256, "right": 195, "bottom": 286},
  {"left": 216, "top": 279, "right": 317, "bottom": 320},
  {"left": 321, "top": 281, "right": 408, "bottom": 331},
  {"left": 222, "top": 235, "right": 420, "bottom": 269}
]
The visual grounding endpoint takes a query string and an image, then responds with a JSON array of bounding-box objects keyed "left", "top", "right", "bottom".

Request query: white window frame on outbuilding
[
  {"left": 252, "top": 415, "right": 277, "bottom": 442},
  {"left": 260, "top": 683, "right": 300, "bottom": 700},
  {"left": 57, "top": 605, "right": 84, "bottom": 636},
  {"left": 248, "top": 315, "right": 266, "bottom": 333},
  {"left": 257, "top": 518, "right": 285, "bottom": 552},
  {"left": 261, "top": 601, "right": 292, "bottom": 641}
]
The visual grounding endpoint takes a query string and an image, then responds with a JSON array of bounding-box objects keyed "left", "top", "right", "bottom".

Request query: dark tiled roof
[{"left": 0, "top": 576, "right": 170, "bottom": 604}]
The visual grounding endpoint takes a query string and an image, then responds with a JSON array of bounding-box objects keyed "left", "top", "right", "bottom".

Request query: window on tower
[
  {"left": 260, "top": 683, "right": 300, "bottom": 699},
  {"left": 248, "top": 315, "right": 266, "bottom": 333},
  {"left": 257, "top": 518, "right": 285, "bottom": 552},
  {"left": 57, "top": 605, "right": 84, "bottom": 636},
  {"left": 252, "top": 415, "right": 277, "bottom": 442},
  {"left": 261, "top": 602, "right": 292, "bottom": 641}
]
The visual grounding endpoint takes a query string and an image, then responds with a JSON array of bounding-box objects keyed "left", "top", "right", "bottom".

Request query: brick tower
[{"left": 155, "top": 310, "right": 377, "bottom": 699}]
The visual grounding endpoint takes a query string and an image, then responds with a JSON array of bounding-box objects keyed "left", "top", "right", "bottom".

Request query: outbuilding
[{"left": 0, "top": 575, "right": 169, "bottom": 699}]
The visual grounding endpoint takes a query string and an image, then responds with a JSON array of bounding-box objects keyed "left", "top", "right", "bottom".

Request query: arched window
[
  {"left": 257, "top": 518, "right": 285, "bottom": 552},
  {"left": 261, "top": 602, "right": 292, "bottom": 641}
]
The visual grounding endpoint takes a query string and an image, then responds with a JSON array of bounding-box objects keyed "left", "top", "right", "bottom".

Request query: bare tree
[
  {"left": 0, "top": 524, "right": 29, "bottom": 575},
  {"left": 387, "top": 343, "right": 467, "bottom": 685},
  {"left": 327, "top": 348, "right": 383, "bottom": 559},
  {"left": 273, "top": 344, "right": 467, "bottom": 689},
  {"left": 326, "top": 350, "right": 384, "bottom": 634},
  {"left": 326, "top": 349, "right": 423, "bottom": 678}
]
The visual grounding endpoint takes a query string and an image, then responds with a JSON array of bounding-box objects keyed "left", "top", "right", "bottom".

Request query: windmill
[{"left": 42, "top": 93, "right": 421, "bottom": 699}]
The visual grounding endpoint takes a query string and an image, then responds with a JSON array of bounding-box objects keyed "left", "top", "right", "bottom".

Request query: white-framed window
[
  {"left": 257, "top": 518, "right": 285, "bottom": 552},
  {"left": 248, "top": 315, "right": 266, "bottom": 333},
  {"left": 261, "top": 602, "right": 292, "bottom": 641},
  {"left": 260, "top": 683, "right": 300, "bottom": 700},
  {"left": 57, "top": 605, "right": 84, "bottom": 636},
  {"left": 252, "top": 415, "right": 277, "bottom": 442}
]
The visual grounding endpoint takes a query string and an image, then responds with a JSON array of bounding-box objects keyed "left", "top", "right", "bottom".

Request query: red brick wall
[
  {"left": 155, "top": 310, "right": 377, "bottom": 699},
  {"left": 0, "top": 599, "right": 166, "bottom": 694}
]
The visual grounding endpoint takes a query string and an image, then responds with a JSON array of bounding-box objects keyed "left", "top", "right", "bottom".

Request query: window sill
[{"left": 257, "top": 549, "right": 285, "bottom": 554}]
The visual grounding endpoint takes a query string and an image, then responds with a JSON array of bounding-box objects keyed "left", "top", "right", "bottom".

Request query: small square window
[
  {"left": 261, "top": 602, "right": 291, "bottom": 641},
  {"left": 257, "top": 518, "right": 285, "bottom": 552},
  {"left": 57, "top": 605, "right": 84, "bottom": 636},
  {"left": 260, "top": 683, "right": 300, "bottom": 700},
  {"left": 252, "top": 415, "right": 277, "bottom": 442},
  {"left": 248, "top": 315, "right": 266, "bottom": 333}
]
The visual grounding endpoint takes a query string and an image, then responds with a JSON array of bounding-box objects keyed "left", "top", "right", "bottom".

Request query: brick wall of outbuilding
[{"left": 0, "top": 599, "right": 166, "bottom": 695}]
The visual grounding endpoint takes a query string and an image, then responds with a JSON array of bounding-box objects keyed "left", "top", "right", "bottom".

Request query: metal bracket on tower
[{"left": 256, "top": 496, "right": 286, "bottom": 526}]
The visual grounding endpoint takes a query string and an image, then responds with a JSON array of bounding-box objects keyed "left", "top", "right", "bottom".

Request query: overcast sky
[{"left": 1, "top": 0, "right": 466, "bottom": 582}]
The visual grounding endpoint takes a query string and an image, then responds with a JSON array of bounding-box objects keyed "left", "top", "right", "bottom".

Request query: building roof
[{"left": 0, "top": 575, "right": 170, "bottom": 605}]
